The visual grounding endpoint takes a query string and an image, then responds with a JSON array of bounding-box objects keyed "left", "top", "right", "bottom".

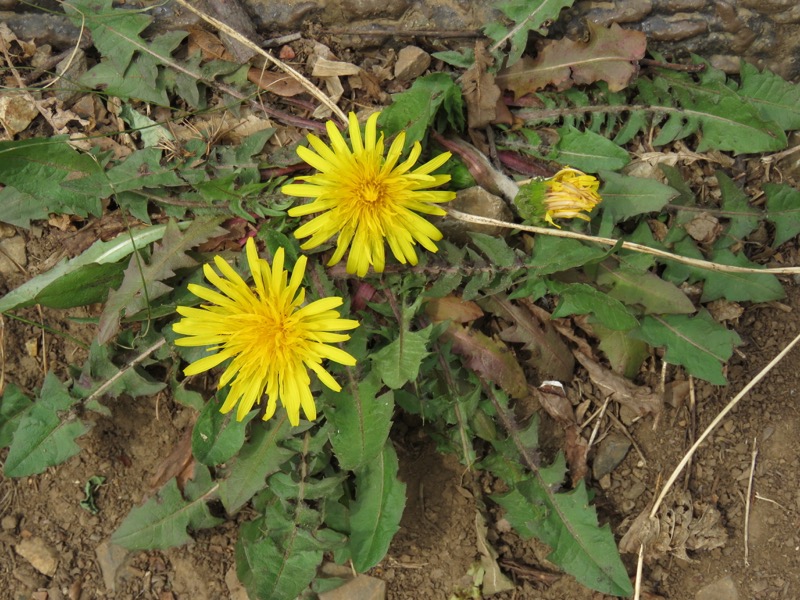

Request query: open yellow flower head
[
  {"left": 173, "top": 238, "right": 360, "bottom": 426},
  {"left": 283, "top": 112, "right": 456, "bottom": 277},
  {"left": 514, "top": 167, "right": 602, "bottom": 228}
]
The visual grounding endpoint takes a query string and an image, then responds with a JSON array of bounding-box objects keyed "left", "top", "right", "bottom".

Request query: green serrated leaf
[
  {"left": 371, "top": 325, "right": 432, "bottom": 388},
  {"left": 192, "top": 391, "right": 255, "bottom": 466},
  {"left": 593, "top": 322, "right": 648, "bottom": 378},
  {"left": 218, "top": 415, "right": 297, "bottom": 514},
  {"left": 431, "top": 49, "right": 475, "bottom": 69},
  {"left": 325, "top": 370, "right": 394, "bottom": 472},
  {"left": 0, "top": 137, "right": 103, "bottom": 226},
  {"left": 528, "top": 236, "right": 608, "bottom": 276},
  {"left": 765, "top": 182, "right": 800, "bottom": 247},
  {"left": 553, "top": 126, "right": 629, "bottom": 172},
  {"left": 549, "top": 282, "right": 638, "bottom": 330},
  {"left": 654, "top": 67, "right": 787, "bottom": 154},
  {"left": 379, "top": 74, "right": 464, "bottom": 149},
  {"left": 112, "top": 467, "right": 222, "bottom": 550},
  {"left": 236, "top": 520, "right": 324, "bottom": 600},
  {"left": 469, "top": 232, "right": 517, "bottom": 267},
  {"left": 64, "top": 147, "right": 186, "bottom": 200},
  {"left": 0, "top": 383, "right": 33, "bottom": 448},
  {"left": 119, "top": 104, "right": 174, "bottom": 148},
  {"left": 493, "top": 455, "right": 633, "bottom": 596},
  {"left": 635, "top": 311, "right": 741, "bottom": 384},
  {"left": 349, "top": 443, "right": 406, "bottom": 572},
  {"left": 714, "top": 171, "right": 760, "bottom": 249},
  {"left": 485, "top": 0, "right": 574, "bottom": 67},
  {"left": 4, "top": 374, "right": 90, "bottom": 477},
  {"left": 737, "top": 61, "right": 800, "bottom": 131},
  {"left": 98, "top": 217, "right": 225, "bottom": 343},
  {"left": 596, "top": 260, "right": 695, "bottom": 315},
  {"left": 700, "top": 250, "right": 784, "bottom": 303},
  {"left": 599, "top": 171, "right": 678, "bottom": 228}
]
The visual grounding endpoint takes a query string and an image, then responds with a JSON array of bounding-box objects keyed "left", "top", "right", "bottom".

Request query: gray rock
[
  {"left": 696, "top": 575, "right": 739, "bottom": 600},
  {"left": 592, "top": 432, "right": 631, "bottom": 480}
]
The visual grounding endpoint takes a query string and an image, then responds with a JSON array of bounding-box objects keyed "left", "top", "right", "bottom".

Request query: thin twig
[
  {"left": 172, "top": 0, "right": 347, "bottom": 123},
  {"left": 327, "top": 28, "right": 482, "bottom": 38},
  {"left": 446, "top": 208, "right": 800, "bottom": 275},
  {"left": 649, "top": 330, "right": 800, "bottom": 520},
  {"left": 744, "top": 437, "right": 758, "bottom": 567},
  {"left": 633, "top": 544, "right": 644, "bottom": 600},
  {"left": 489, "top": 5, "right": 546, "bottom": 54},
  {"left": 83, "top": 338, "right": 166, "bottom": 407}
]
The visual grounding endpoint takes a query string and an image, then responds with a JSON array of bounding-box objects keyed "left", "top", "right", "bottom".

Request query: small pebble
[{"left": 1, "top": 515, "right": 18, "bottom": 531}]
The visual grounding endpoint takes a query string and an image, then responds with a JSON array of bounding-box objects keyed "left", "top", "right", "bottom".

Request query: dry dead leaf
[
  {"left": 149, "top": 425, "right": 195, "bottom": 492},
  {"left": 247, "top": 68, "right": 306, "bottom": 96},
  {"left": 574, "top": 352, "right": 662, "bottom": 419},
  {"left": 483, "top": 296, "right": 575, "bottom": 381},
  {"left": 312, "top": 56, "right": 361, "bottom": 77},
  {"left": 425, "top": 296, "right": 483, "bottom": 324},
  {"left": 496, "top": 22, "right": 646, "bottom": 97},
  {"left": 684, "top": 212, "right": 722, "bottom": 244},
  {"left": 188, "top": 27, "right": 231, "bottom": 61},
  {"left": 462, "top": 41, "right": 501, "bottom": 129},
  {"left": 443, "top": 323, "right": 528, "bottom": 399},
  {"left": 620, "top": 489, "right": 727, "bottom": 561}
]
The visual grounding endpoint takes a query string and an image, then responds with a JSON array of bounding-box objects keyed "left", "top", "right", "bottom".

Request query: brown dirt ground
[{"left": 2, "top": 227, "right": 800, "bottom": 600}]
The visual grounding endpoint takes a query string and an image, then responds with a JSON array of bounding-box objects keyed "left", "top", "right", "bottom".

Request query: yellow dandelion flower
[
  {"left": 173, "top": 238, "right": 360, "bottom": 426},
  {"left": 515, "top": 167, "right": 602, "bottom": 228},
  {"left": 283, "top": 112, "right": 456, "bottom": 277}
]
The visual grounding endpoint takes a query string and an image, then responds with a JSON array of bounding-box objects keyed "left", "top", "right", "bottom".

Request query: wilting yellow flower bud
[{"left": 514, "top": 167, "right": 602, "bottom": 228}]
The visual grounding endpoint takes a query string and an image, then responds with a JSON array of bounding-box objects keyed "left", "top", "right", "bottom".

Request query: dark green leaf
[
  {"left": 112, "top": 467, "right": 222, "bottom": 550},
  {"left": 553, "top": 126, "right": 629, "bottom": 172},
  {"left": 549, "top": 282, "right": 638, "bottom": 330},
  {"left": 714, "top": 171, "right": 760, "bottom": 249},
  {"left": 218, "top": 415, "right": 296, "bottom": 514},
  {"left": 635, "top": 311, "right": 741, "bottom": 385},
  {"left": 326, "top": 370, "right": 394, "bottom": 472},
  {"left": 236, "top": 520, "right": 324, "bottom": 600},
  {"left": 4, "top": 374, "right": 89, "bottom": 477},
  {"left": 192, "top": 391, "right": 255, "bottom": 466},
  {"left": 765, "top": 182, "right": 800, "bottom": 247},
  {"left": 596, "top": 261, "right": 695, "bottom": 315},
  {"left": 599, "top": 171, "right": 678, "bottom": 227},
  {"left": 469, "top": 232, "right": 517, "bottom": 267},
  {"left": 379, "top": 74, "right": 464, "bottom": 148},
  {"left": 700, "top": 250, "right": 784, "bottom": 303},
  {"left": 0, "top": 383, "right": 33, "bottom": 448},
  {"left": 493, "top": 455, "right": 633, "bottom": 596},
  {"left": 371, "top": 325, "right": 432, "bottom": 388},
  {"left": 32, "top": 262, "right": 125, "bottom": 309},
  {"left": 737, "top": 61, "right": 800, "bottom": 131},
  {"left": 0, "top": 137, "right": 103, "bottom": 224},
  {"left": 528, "top": 236, "right": 607, "bottom": 276},
  {"left": 349, "top": 443, "right": 406, "bottom": 572}
]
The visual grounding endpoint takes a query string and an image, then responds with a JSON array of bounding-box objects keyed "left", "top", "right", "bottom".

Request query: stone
[
  {"left": 224, "top": 566, "right": 250, "bottom": 600},
  {"left": 16, "top": 537, "right": 59, "bottom": 577},
  {"left": 1, "top": 515, "right": 18, "bottom": 531},
  {"left": 95, "top": 540, "right": 130, "bottom": 593},
  {"left": 695, "top": 575, "right": 739, "bottom": 600},
  {"left": 434, "top": 186, "right": 514, "bottom": 245},
  {"left": 592, "top": 432, "right": 632, "bottom": 480},
  {"left": 0, "top": 91, "right": 38, "bottom": 136},
  {"left": 394, "top": 46, "right": 431, "bottom": 82}
]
